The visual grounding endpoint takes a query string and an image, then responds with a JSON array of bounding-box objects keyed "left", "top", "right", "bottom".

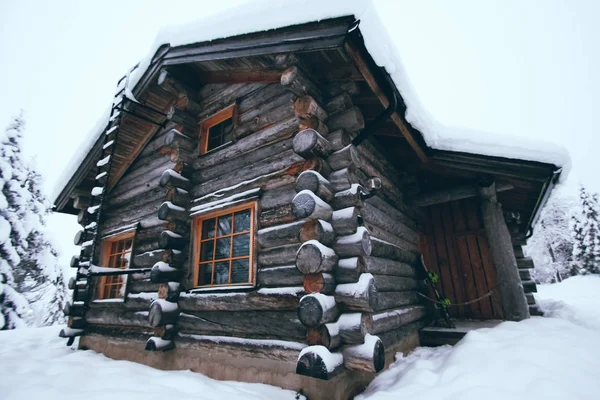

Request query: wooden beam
[
  {"left": 409, "top": 181, "right": 514, "bottom": 208},
  {"left": 344, "top": 41, "right": 429, "bottom": 163},
  {"left": 196, "top": 69, "right": 282, "bottom": 84},
  {"left": 479, "top": 182, "right": 530, "bottom": 321}
]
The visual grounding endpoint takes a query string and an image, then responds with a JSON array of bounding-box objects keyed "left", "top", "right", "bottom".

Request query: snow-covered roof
[{"left": 53, "top": 0, "right": 570, "bottom": 202}]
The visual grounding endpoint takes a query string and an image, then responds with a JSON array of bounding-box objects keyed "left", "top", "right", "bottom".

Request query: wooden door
[{"left": 420, "top": 198, "right": 504, "bottom": 320}]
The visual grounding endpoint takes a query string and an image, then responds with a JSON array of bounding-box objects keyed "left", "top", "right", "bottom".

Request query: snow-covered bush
[{"left": 526, "top": 191, "right": 576, "bottom": 283}]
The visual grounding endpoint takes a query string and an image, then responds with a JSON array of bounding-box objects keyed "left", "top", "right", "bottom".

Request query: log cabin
[{"left": 52, "top": 2, "right": 568, "bottom": 399}]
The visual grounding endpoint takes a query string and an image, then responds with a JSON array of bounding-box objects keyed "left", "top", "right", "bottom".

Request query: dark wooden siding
[{"left": 420, "top": 198, "right": 503, "bottom": 320}]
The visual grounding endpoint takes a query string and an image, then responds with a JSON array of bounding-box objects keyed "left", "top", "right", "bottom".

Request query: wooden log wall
[
  {"left": 79, "top": 64, "right": 428, "bottom": 370},
  {"left": 288, "top": 82, "right": 428, "bottom": 380}
]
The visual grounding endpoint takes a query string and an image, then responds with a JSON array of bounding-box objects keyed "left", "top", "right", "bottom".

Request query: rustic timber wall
[{"left": 78, "top": 66, "right": 427, "bottom": 390}]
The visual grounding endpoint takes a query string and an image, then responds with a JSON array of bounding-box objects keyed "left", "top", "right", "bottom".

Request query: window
[
  {"left": 192, "top": 203, "right": 256, "bottom": 288},
  {"left": 199, "top": 104, "right": 237, "bottom": 154},
  {"left": 97, "top": 232, "right": 135, "bottom": 299}
]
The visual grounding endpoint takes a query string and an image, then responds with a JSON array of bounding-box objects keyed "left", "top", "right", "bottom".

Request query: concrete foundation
[{"left": 79, "top": 331, "right": 420, "bottom": 400}]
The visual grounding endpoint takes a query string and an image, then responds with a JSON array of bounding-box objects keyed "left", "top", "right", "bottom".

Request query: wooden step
[{"left": 420, "top": 320, "right": 502, "bottom": 347}]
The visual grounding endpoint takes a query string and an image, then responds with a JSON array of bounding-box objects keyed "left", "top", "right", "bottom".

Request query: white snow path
[
  {"left": 0, "top": 326, "right": 302, "bottom": 400},
  {"left": 357, "top": 275, "right": 600, "bottom": 400}
]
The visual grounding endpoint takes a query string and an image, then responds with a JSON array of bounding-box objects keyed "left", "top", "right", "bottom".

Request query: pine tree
[
  {"left": 0, "top": 115, "right": 32, "bottom": 329},
  {"left": 571, "top": 185, "right": 600, "bottom": 275},
  {"left": 0, "top": 115, "right": 67, "bottom": 329}
]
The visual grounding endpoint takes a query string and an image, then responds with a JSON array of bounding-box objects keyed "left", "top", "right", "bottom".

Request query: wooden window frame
[
  {"left": 191, "top": 201, "right": 257, "bottom": 290},
  {"left": 198, "top": 103, "right": 238, "bottom": 155},
  {"left": 96, "top": 231, "right": 136, "bottom": 300}
]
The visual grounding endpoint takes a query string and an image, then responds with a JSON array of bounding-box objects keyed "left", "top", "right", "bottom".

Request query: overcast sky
[{"left": 0, "top": 0, "right": 597, "bottom": 264}]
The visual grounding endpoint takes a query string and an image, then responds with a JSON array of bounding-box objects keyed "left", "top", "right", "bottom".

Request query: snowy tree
[
  {"left": 526, "top": 192, "right": 576, "bottom": 283},
  {"left": 0, "top": 115, "right": 67, "bottom": 329},
  {"left": 570, "top": 186, "right": 600, "bottom": 275}
]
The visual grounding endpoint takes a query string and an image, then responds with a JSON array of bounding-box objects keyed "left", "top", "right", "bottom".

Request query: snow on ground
[
  {"left": 0, "top": 327, "right": 302, "bottom": 400},
  {"left": 358, "top": 275, "right": 600, "bottom": 400}
]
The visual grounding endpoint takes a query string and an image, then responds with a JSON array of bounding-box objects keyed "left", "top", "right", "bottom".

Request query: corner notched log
[
  {"left": 299, "top": 219, "right": 335, "bottom": 246},
  {"left": 326, "top": 106, "right": 365, "bottom": 132},
  {"left": 159, "top": 230, "right": 185, "bottom": 250},
  {"left": 164, "top": 129, "right": 195, "bottom": 152},
  {"left": 145, "top": 336, "right": 175, "bottom": 352},
  {"left": 331, "top": 207, "right": 362, "bottom": 236},
  {"left": 342, "top": 334, "right": 385, "bottom": 373},
  {"left": 294, "top": 95, "right": 328, "bottom": 121},
  {"left": 296, "top": 240, "right": 338, "bottom": 274},
  {"left": 158, "top": 201, "right": 188, "bottom": 222},
  {"left": 280, "top": 66, "right": 323, "bottom": 104},
  {"left": 334, "top": 273, "right": 377, "bottom": 312},
  {"left": 296, "top": 346, "right": 343, "bottom": 380},
  {"left": 293, "top": 129, "right": 332, "bottom": 159},
  {"left": 150, "top": 261, "right": 181, "bottom": 283},
  {"left": 333, "top": 226, "right": 372, "bottom": 258},
  {"left": 298, "top": 293, "right": 339, "bottom": 327},
  {"left": 292, "top": 190, "right": 333, "bottom": 220},
  {"left": 306, "top": 323, "right": 341, "bottom": 349},
  {"left": 296, "top": 170, "right": 333, "bottom": 202},
  {"left": 303, "top": 273, "right": 336, "bottom": 294},
  {"left": 148, "top": 299, "right": 180, "bottom": 327},
  {"left": 159, "top": 169, "right": 190, "bottom": 190}
]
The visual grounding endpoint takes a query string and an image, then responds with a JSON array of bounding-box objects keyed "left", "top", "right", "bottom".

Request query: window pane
[
  {"left": 208, "top": 135, "right": 221, "bottom": 151},
  {"left": 111, "top": 241, "right": 118, "bottom": 254},
  {"left": 200, "top": 241, "right": 214, "bottom": 262},
  {"left": 231, "top": 259, "right": 249, "bottom": 284},
  {"left": 233, "top": 234, "right": 250, "bottom": 257},
  {"left": 215, "top": 238, "right": 231, "bottom": 259},
  {"left": 222, "top": 119, "right": 233, "bottom": 143},
  {"left": 199, "top": 263, "right": 213, "bottom": 286},
  {"left": 124, "top": 239, "right": 133, "bottom": 252},
  {"left": 234, "top": 210, "right": 251, "bottom": 232},
  {"left": 202, "top": 218, "right": 216, "bottom": 239},
  {"left": 214, "top": 262, "right": 230, "bottom": 285},
  {"left": 123, "top": 252, "right": 131, "bottom": 267},
  {"left": 217, "top": 214, "right": 232, "bottom": 236}
]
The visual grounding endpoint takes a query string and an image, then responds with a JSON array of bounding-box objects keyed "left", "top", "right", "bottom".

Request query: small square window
[
  {"left": 199, "top": 104, "right": 237, "bottom": 154},
  {"left": 192, "top": 202, "right": 256, "bottom": 288}
]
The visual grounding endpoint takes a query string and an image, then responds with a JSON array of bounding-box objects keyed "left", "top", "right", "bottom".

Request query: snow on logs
[
  {"left": 296, "top": 345, "right": 344, "bottom": 380},
  {"left": 299, "top": 219, "right": 335, "bottom": 246},
  {"left": 297, "top": 293, "right": 339, "bottom": 328},
  {"left": 293, "top": 129, "right": 332, "bottom": 159},
  {"left": 333, "top": 226, "right": 372, "bottom": 258},
  {"left": 295, "top": 170, "right": 333, "bottom": 202},
  {"left": 331, "top": 207, "right": 362, "bottom": 236},
  {"left": 334, "top": 273, "right": 377, "bottom": 312},
  {"left": 158, "top": 201, "right": 187, "bottom": 222},
  {"left": 342, "top": 334, "right": 385, "bottom": 373},
  {"left": 163, "top": 128, "right": 195, "bottom": 153},
  {"left": 159, "top": 169, "right": 190, "bottom": 191},
  {"left": 145, "top": 336, "right": 175, "bottom": 352},
  {"left": 148, "top": 299, "right": 180, "bottom": 327},
  {"left": 295, "top": 240, "right": 338, "bottom": 274},
  {"left": 150, "top": 261, "right": 181, "bottom": 283},
  {"left": 158, "top": 230, "right": 185, "bottom": 250},
  {"left": 292, "top": 190, "right": 333, "bottom": 220}
]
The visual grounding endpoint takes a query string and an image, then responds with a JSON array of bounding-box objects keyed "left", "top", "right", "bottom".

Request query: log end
[
  {"left": 145, "top": 337, "right": 175, "bottom": 352},
  {"left": 296, "top": 346, "right": 343, "bottom": 380},
  {"left": 280, "top": 66, "right": 298, "bottom": 86}
]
